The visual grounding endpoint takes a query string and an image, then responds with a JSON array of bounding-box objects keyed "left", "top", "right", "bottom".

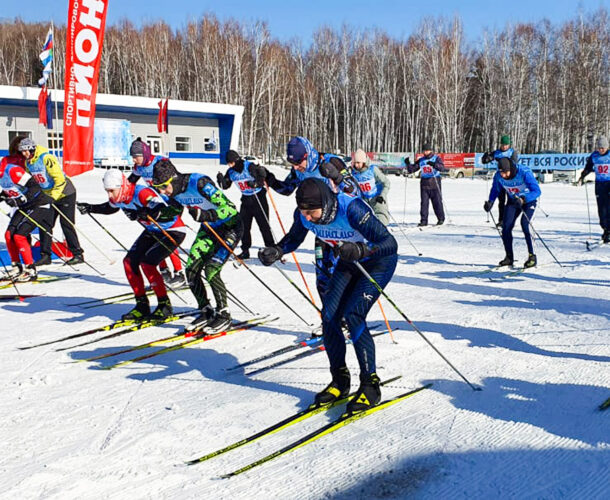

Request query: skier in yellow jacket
[{"left": 15, "top": 137, "right": 83, "bottom": 265}]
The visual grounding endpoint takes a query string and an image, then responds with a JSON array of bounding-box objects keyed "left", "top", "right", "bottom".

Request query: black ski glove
[
  {"left": 403, "top": 157, "right": 411, "bottom": 167},
  {"left": 319, "top": 162, "right": 344, "bottom": 184},
  {"left": 249, "top": 164, "right": 268, "bottom": 181},
  {"left": 77, "top": 202, "right": 92, "bottom": 215},
  {"left": 516, "top": 196, "right": 526, "bottom": 207},
  {"left": 189, "top": 207, "right": 218, "bottom": 223},
  {"left": 426, "top": 160, "right": 436, "bottom": 167},
  {"left": 336, "top": 241, "right": 369, "bottom": 262},
  {"left": 481, "top": 152, "right": 494, "bottom": 164},
  {"left": 483, "top": 200, "right": 493, "bottom": 212},
  {"left": 258, "top": 245, "right": 283, "bottom": 266},
  {"left": 375, "top": 195, "right": 385, "bottom": 204},
  {"left": 124, "top": 209, "right": 139, "bottom": 221}
]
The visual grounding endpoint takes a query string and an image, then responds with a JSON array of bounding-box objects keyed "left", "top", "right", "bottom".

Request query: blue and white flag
[{"left": 38, "top": 28, "right": 53, "bottom": 87}]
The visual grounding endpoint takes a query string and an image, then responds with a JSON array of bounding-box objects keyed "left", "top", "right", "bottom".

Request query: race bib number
[
  {"left": 359, "top": 181, "right": 372, "bottom": 193},
  {"left": 423, "top": 166, "right": 433, "bottom": 174},
  {"left": 5, "top": 189, "right": 20, "bottom": 198},
  {"left": 33, "top": 173, "right": 46, "bottom": 184},
  {"left": 507, "top": 187, "right": 520, "bottom": 194},
  {"left": 597, "top": 164, "right": 609, "bottom": 174},
  {"left": 238, "top": 181, "right": 250, "bottom": 191}
]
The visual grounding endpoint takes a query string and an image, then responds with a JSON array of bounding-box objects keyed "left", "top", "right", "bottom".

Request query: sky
[{"left": 1, "top": 0, "right": 607, "bottom": 43}]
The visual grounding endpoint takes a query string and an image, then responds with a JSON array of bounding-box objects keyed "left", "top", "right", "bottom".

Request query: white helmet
[{"left": 103, "top": 169, "right": 125, "bottom": 190}]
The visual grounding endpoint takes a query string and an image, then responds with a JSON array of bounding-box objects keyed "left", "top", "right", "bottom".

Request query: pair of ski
[
  {"left": 68, "top": 285, "right": 190, "bottom": 309},
  {"left": 0, "top": 274, "right": 75, "bottom": 290},
  {"left": 233, "top": 326, "right": 393, "bottom": 377},
  {"left": 184, "top": 376, "right": 431, "bottom": 478},
  {"left": 18, "top": 309, "right": 199, "bottom": 351},
  {"left": 81, "top": 315, "right": 276, "bottom": 370},
  {"left": 586, "top": 239, "right": 607, "bottom": 251}
]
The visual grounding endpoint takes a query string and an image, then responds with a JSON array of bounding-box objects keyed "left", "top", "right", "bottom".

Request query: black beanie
[
  {"left": 422, "top": 142, "right": 432, "bottom": 151},
  {"left": 296, "top": 178, "right": 326, "bottom": 209},
  {"left": 497, "top": 157, "right": 511, "bottom": 173},
  {"left": 152, "top": 158, "right": 179, "bottom": 186},
  {"left": 226, "top": 149, "right": 241, "bottom": 164}
]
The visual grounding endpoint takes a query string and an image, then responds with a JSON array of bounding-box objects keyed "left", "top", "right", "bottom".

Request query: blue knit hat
[{"left": 287, "top": 137, "right": 308, "bottom": 164}]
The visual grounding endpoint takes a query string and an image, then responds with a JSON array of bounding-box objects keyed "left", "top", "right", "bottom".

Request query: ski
[
  {"left": 0, "top": 274, "right": 74, "bottom": 290},
  {"left": 0, "top": 294, "right": 41, "bottom": 301},
  {"left": 101, "top": 316, "right": 277, "bottom": 370},
  {"left": 599, "top": 397, "right": 610, "bottom": 411},
  {"left": 55, "top": 310, "right": 198, "bottom": 352},
  {"left": 185, "top": 376, "right": 403, "bottom": 466},
  {"left": 220, "top": 383, "right": 432, "bottom": 478},
  {"left": 243, "top": 328, "right": 396, "bottom": 377},
  {"left": 18, "top": 309, "right": 194, "bottom": 350},
  {"left": 224, "top": 323, "right": 382, "bottom": 373},
  {"left": 586, "top": 239, "right": 605, "bottom": 251},
  {"left": 68, "top": 285, "right": 190, "bottom": 308}
]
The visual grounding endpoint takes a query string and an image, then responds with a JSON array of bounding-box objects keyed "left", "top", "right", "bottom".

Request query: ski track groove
[{"left": 99, "top": 380, "right": 145, "bottom": 452}]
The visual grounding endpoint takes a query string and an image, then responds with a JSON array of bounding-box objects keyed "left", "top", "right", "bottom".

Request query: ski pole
[
  {"left": 485, "top": 171, "right": 491, "bottom": 223},
  {"left": 402, "top": 172, "right": 408, "bottom": 224},
  {"left": 273, "top": 262, "right": 321, "bottom": 313},
  {"left": 433, "top": 176, "right": 452, "bottom": 224},
  {"left": 387, "top": 211, "right": 423, "bottom": 256},
  {"left": 353, "top": 260, "right": 480, "bottom": 391},
  {"left": 0, "top": 253, "right": 24, "bottom": 301},
  {"left": 203, "top": 221, "right": 313, "bottom": 327},
  {"left": 266, "top": 182, "right": 318, "bottom": 309},
  {"left": 518, "top": 203, "right": 563, "bottom": 268},
  {"left": 12, "top": 206, "right": 103, "bottom": 275},
  {"left": 584, "top": 182, "right": 593, "bottom": 240},
  {"left": 52, "top": 202, "right": 115, "bottom": 264},
  {"left": 144, "top": 216, "right": 253, "bottom": 314},
  {"left": 87, "top": 212, "right": 129, "bottom": 251},
  {"left": 488, "top": 210, "right": 503, "bottom": 239}
]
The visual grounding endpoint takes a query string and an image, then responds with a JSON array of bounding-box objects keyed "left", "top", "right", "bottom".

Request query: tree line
[{"left": 0, "top": 9, "right": 608, "bottom": 158}]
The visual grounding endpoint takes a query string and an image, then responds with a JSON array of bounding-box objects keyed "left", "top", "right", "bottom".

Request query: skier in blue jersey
[
  {"left": 152, "top": 159, "right": 243, "bottom": 333},
  {"left": 577, "top": 136, "right": 610, "bottom": 243},
  {"left": 351, "top": 148, "right": 391, "bottom": 225},
  {"left": 481, "top": 135, "right": 519, "bottom": 227},
  {"left": 77, "top": 170, "right": 186, "bottom": 320},
  {"left": 484, "top": 157, "right": 541, "bottom": 268},
  {"left": 258, "top": 178, "right": 398, "bottom": 413},
  {"left": 250, "top": 136, "right": 359, "bottom": 303},
  {"left": 405, "top": 142, "right": 447, "bottom": 226},
  {"left": 216, "top": 150, "right": 275, "bottom": 259}
]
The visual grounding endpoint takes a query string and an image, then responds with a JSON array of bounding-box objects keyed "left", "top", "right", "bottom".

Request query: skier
[
  {"left": 77, "top": 170, "right": 186, "bottom": 320},
  {"left": 350, "top": 148, "right": 391, "bottom": 225},
  {"left": 483, "top": 157, "right": 541, "bottom": 268},
  {"left": 216, "top": 149, "right": 274, "bottom": 259},
  {"left": 0, "top": 155, "right": 52, "bottom": 281},
  {"left": 405, "top": 142, "right": 447, "bottom": 226},
  {"left": 251, "top": 136, "right": 359, "bottom": 301},
  {"left": 15, "top": 137, "right": 84, "bottom": 265},
  {"left": 258, "top": 178, "right": 398, "bottom": 413},
  {"left": 577, "top": 136, "right": 610, "bottom": 243},
  {"left": 128, "top": 138, "right": 184, "bottom": 285},
  {"left": 151, "top": 159, "right": 243, "bottom": 332},
  {"left": 481, "top": 135, "right": 519, "bottom": 227}
]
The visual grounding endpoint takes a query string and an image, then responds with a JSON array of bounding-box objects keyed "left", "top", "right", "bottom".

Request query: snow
[{"left": 1, "top": 167, "right": 608, "bottom": 499}]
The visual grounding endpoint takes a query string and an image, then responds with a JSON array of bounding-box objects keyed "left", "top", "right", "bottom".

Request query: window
[
  {"left": 8, "top": 131, "right": 32, "bottom": 150},
  {"left": 175, "top": 136, "right": 191, "bottom": 152},
  {"left": 204, "top": 136, "right": 218, "bottom": 152},
  {"left": 47, "top": 132, "right": 63, "bottom": 150},
  {"left": 146, "top": 136, "right": 162, "bottom": 155}
]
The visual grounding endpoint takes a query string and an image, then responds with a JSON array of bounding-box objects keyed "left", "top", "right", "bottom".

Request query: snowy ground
[{"left": 1, "top": 166, "right": 608, "bottom": 500}]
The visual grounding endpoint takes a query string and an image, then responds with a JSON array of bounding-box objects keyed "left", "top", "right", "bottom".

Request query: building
[{"left": 0, "top": 85, "right": 244, "bottom": 168}]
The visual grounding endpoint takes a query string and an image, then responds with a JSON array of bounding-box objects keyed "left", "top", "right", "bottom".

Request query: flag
[
  {"left": 38, "top": 28, "right": 53, "bottom": 87},
  {"left": 38, "top": 86, "right": 48, "bottom": 126},
  {"left": 46, "top": 90, "right": 54, "bottom": 130},
  {"left": 157, "top": 100, "right": 164, "bottom": 133},
  {"left": 63, "top": 0, "right": 109, "bottom": 177},
  {"left": 163, "top": 99, "right": 169, "bottom": 133}
]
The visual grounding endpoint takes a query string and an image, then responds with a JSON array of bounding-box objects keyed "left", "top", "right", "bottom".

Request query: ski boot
[
  {"left": 3, "top": 262, "right": 23, "bottom": 280},
  {"left": 189, "top": 304, "right": 216, "bottom": 331},
  {"left": 498, "top": 255, "right": 514, "bottom": 267},
  {"left": 65, "top": 254, "right": 85, "bottom": 266},
  {"left": 205, "top": 307, "right": 232, "bottom": 333},
  {"left": 417, "top": 222, "right": 427, "bottom": 227},
  {"left": 436, "top": 219, "right": 445, "bottom": 226},
  {"left": 523, "top": 253, "right": 537, "bottom": 269},
  {"left": 121, "top": 296, "right": 150, "bottom": 321},
  {"left": 236, "top": 250, "right": 250, "bottom": 260},
  {"left": 16, "top": 264, "right": 37, "bottom": 282},
  {"left": 346, "top": 372, "right": 381, "bottom": 414},
  {"left": 314, "top": 366, "right": 351, "bottom": 406},
  {"left": 34, "top": 254, "right": 52, "bottom": 267},
  {"left": 150, "top": 296, "right": 173, "bottom": 320},
  {"left": 603, "top": 229, "right": 610, "bottom": 244}
]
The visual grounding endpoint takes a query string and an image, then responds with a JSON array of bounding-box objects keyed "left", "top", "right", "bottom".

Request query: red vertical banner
[
  {"left": 63, "top": 0, "right": 109, "bottom": 177},
  {"left": 163, "top": 98, "right": 169, "bottom": 132},
  {"left": 157, "top": 100, "right": 164, "bottom": 133},
  {"left": 38, "top": 86, "right": 48, "bottom": 126}
]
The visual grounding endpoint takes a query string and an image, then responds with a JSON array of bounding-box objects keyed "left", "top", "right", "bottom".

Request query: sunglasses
[{"left": 152, "top": 176, "right": 174, "bottom": 189}]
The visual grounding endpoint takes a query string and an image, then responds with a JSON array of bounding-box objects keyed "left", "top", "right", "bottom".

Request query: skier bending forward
[{"left": 258, "top": 178, "right": 398, "bottom": 412}]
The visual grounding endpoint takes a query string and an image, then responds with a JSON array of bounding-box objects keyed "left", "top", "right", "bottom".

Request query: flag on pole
[
  {"left": 38, "top": 86, "right": 48, "bottom": 126},
  {"left": 157, "top": 98, "right": 169, "bottom": 133},
  {"left": 163, "top": 99, "right": 169, "bottom": 133},
  {"left": 46, "top": 90, "right": 54, "bottom": 130},
  {"left": 38, "top": 28, "right": 53, "bottom": 87}
]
